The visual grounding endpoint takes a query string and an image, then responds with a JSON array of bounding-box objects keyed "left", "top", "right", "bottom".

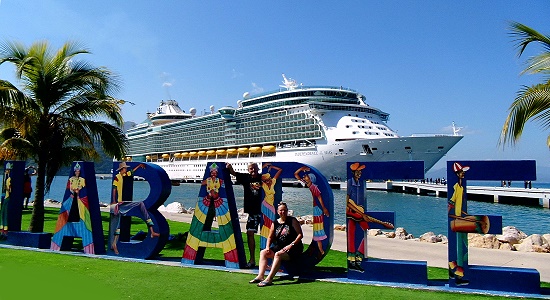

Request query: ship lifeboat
[
  {"left": 226, "top": 148, "right": 237, "bottom": 154},
  {"left": 216, "top": 149, "right": 226, "bottom": 155},
  {"left": 206, "top": 150, "right": 216, "bottom": 156},
  {"left": 145, "top": 155, "right": 151, "bottom": 161},
  {"left": 174, "top": 153, "right": 181, "bottom": 158},
  {"left": 181, "top": 152, "right": 189, "bottom": 157},
  {"left": 162, "top": 154, "right": 170, "bottom": 159},
  {"left": 262, "top": 145, "right": 276, "bottom": 152},
  {"left": 237, "top": 147, "right": 249, "bottom": 154},
  {"left": 249, "top": 146, "right": 262, "bottom": 153},
  {"left": 197, "top": 150, "right": 206, "bottom": 156},
  {"left": 189, "top": 151, "right": 198, "bottom": 156}
]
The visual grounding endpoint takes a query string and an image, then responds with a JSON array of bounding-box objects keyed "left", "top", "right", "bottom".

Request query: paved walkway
[{"left": 160, "top": 210, "right": 550, "bottom": 283}]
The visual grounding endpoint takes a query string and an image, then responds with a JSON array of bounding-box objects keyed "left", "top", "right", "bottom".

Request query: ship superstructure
[{"left": 126, "top": 75, "right": 462, "bottom": 181}]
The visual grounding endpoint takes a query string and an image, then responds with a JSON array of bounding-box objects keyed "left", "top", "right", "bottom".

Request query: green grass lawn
[{"left": 0, "top": 208, "right": 547, "bottom": 299}]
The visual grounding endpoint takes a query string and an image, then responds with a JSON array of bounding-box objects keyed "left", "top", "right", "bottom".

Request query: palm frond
[
  {"left": 509, "top": 22, "right": 550, "bottom": 75},
  {"left": 500, "top": 82, "right": 550, "bottom": 147}
]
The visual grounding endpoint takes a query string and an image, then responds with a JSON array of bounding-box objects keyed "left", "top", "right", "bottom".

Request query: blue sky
[{"left": 1, "top": 1, "right": 549, "bottom": 173}]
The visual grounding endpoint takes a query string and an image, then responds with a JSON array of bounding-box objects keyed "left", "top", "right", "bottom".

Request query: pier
[
  {"left": 180, "top": 178, "right": 550, "bottom": 208},
  {"left": 380, "top": 181, "right": 550, "bottom": 208}
]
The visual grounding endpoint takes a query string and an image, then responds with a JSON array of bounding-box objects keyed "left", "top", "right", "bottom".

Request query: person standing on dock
[{"left": 226, "top": 162, "right": 262, "bottom": 268}]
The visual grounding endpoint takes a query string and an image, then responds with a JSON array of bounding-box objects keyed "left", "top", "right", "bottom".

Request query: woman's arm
[
  {"left": 265, "top": 222, "right": 275, "bottom": 250},
  {"left": 317, "top": 194, "right": 329, "bottom": 217},
  {"left": 291, "top": 217, "right": 303, "bottom": 244},
  {"left": 270, "top": 165, "right": 283, "bottom": 180}
]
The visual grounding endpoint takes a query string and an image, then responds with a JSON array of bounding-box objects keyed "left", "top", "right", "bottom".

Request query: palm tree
[
  {"left": 0, "top": 40, "right": 127, "bottom": 232},
  {"left": 500, "top": 22, "right": 550, "bottom": 147}
]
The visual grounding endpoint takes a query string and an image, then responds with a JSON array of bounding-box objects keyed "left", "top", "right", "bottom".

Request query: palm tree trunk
[{"left": 28, "top": 160, "right": 46, "bottom": 232}]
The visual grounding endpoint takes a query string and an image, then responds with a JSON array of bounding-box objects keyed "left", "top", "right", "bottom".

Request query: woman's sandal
[
  {"left": 257, "top": 281, "right": 273, "bottom": 287},
  {"left": 249, "top": 278, "right": 263, "bottom": 284}
]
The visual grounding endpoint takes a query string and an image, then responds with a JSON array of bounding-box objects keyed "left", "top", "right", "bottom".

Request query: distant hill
[
  {"left": 57, "top": 122, "right": 138, "bottom": 175},
  {"left": 123, "top": 121, "right": 137, "bottom": 132}
]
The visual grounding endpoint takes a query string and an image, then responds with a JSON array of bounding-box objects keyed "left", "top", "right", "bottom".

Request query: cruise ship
[{"left": 126, "top": 75, "right": 462, "bottom": 181}]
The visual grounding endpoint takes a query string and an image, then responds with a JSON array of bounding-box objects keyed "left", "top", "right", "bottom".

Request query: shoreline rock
[{"left": 43, "top": 200, "right": 549, "bottom": 253}]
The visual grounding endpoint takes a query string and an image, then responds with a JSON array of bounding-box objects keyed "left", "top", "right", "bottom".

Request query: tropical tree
[
  {"left": 500, "top": 22, "right": 550, "bottom": 147},
  {"left": 0, "top": 40, "right": 127, "bottom": 232}
]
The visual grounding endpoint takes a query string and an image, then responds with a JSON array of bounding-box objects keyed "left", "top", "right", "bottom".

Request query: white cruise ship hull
[{"left": 151, "top": 135, "right": 461, "bottom": 182}]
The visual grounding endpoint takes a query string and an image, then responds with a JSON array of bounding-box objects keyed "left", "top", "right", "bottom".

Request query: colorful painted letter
[
  {"left": 346, "top": 161, "right": 427, "bottom": 284},
  {"left": 51, "top": 162, "right": 105, "bottom": 254},
  {"left": 446, "top": 160, "right": 539, "bottom": 293},
  {"left": 109, "top": 162, "right": 170, "bottom": 259},
  {"left": 182, "top": 162, "right": 246, "bottom": 268}
]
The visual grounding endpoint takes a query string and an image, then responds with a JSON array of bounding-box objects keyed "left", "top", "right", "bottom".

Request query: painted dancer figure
[
  {"left": 66, "top": 163, "right": 89, "bottom": 226},
  {"left": 110, "top": 162, "right": 159, "bottom": 254},
  {"left": 0, "top": 163, "right": 12, "bottom": 239},
  {"left": 346, "top": 163, "right": 393, "bottom": 272},
  {"left": 201, "top": 162, "right": 224, "bottom": 214},
  {"left": 294, "top": 166, "right": 329, "bottom": 256},
  {"left": 226, "top": 162, "right": 262, "bottom": 268},
  {"left": 259, "top": 163, "right": 283, "bottom": 240},
  {"left": 448, "top": 162, "right": 470, "bottom": 285},
  {"left": 51, "top": 162, "right": 96, "bottom": 253}
]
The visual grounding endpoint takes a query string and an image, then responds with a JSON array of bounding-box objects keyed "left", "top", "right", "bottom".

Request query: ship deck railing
[{"left": 249, "top": 86, "right": 358, "bottom": 99}]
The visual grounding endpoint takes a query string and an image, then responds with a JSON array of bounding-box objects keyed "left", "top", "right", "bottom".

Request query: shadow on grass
[{"left": 271, "top": 277, "right": 316, "bottom": 286}]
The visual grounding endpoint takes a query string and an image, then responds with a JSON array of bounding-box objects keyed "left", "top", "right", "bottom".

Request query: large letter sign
[
  {"left": 50, "top": 162, "right": 105, "bottom": 254},
  {"left": 346, "top": 161, "right": 427, "bottom": 284},
  {"left": 446, "top": 160, "right": 540, "bottom": 294},
  {"left": 257, "top": 162, "right": 334, "bottom": 271},
  {"left": 109, "top": 162, "right": 170, "bottom": 259},
  {"left": 182, "top": 162, "right": 246, "bottom": 268},
  {"left": 1, "top": 161, "right": 24, "bottom": 235},
  {"left": 2, "top": 161, "right": 52, "bottom": 248},
  {"left": 182, "top": 162, "right": 334, "bottom": 271}
]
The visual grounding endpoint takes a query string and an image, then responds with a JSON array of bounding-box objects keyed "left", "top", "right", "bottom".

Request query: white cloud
[
  {"left": 231, "top": 69, "right": 244, "bottom": 79},
  {"left": 251, "top": 82, "right": 264, "bottom": 94}
]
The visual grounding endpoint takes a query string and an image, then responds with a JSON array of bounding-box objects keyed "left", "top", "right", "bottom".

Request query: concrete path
[{"left": 160, "top": 211, "right": 550, "bottom": 283}]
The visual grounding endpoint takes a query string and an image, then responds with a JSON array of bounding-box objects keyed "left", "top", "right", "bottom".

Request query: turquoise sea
[{"left": 43, "top": 177, "right": 550, "bottom": 237}]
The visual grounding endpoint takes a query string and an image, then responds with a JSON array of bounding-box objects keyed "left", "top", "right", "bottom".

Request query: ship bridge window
[
  {"left": 363, "top": 145, "right": 373, "bottom": 154},
  {"left": 339, "top": 148, "right": 344, "bottom": 152},
  {"left": 405, "top": 146, "right": 411, "bottom": 150},
  {"left": 438, "top": 146, "right": 444, "bottom": 149}
]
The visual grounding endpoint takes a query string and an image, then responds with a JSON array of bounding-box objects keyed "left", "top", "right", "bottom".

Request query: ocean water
[{"left": 44, "top": 177, "right": 550, "bottom": 237}]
